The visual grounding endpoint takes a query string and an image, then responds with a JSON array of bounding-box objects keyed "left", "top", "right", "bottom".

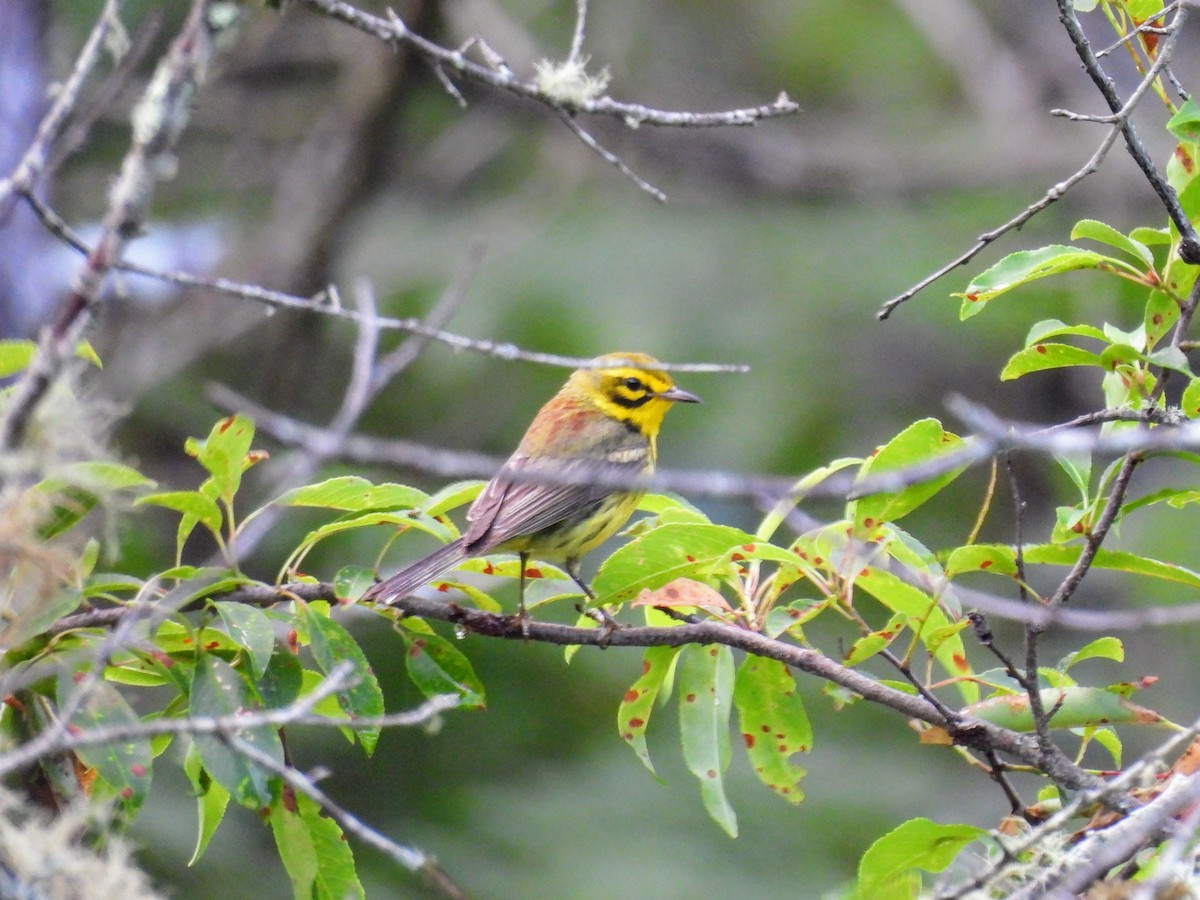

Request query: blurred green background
[{"left": 13, "top": 0, "right": 1200, "bottom": 895}]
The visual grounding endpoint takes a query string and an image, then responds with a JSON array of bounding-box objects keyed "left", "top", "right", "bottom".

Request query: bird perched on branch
[{"left": 362, "top": 352, "right": 700, "bottom": 619}]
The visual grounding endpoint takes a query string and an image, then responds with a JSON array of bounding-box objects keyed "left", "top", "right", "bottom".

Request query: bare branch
[
  {"left": 0, "top": 0, "right": 124, "bottom": 215},
  {"left": 296, "top": 0, "right": 799, "bottom": 129}
]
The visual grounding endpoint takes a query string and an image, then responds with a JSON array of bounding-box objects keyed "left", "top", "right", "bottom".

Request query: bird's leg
[
  {"left": 568, "top": 558, "right": 619, "bottom": 645},
  {"left": 516, "top": 550, "right": 531, "bottom": 637}
]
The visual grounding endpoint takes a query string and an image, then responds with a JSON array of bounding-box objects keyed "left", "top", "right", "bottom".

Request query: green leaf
[
  {"left": 271, "top": 790, "right": 365, "bottom": 900},
  {"left": 189, "top": 415, "right": 256, "bottom": 501},
  {"left": 1000, "top": 343, "right": 1102, "bottom": 380},
  {"left": 275, "top": 476, "right": 427, "bottom": 512},
  {"left": 854, "top": 567, "right": 976, "bottom": 702},
  {"left": 852, "top": 419, "right": 966, "bottom": 534},
  {"left": 422, "top": 480, "right": 484, "bottom": 517},
  {"left": 678, "top": 644, "right": 737, "bottom": 837},
  {"left": 255, "top": 647, "right": 304, "bottom": 710},
  {"left": 214, "top": 601, "right": 275, "bottom": 680},
  {"left": 136, "top": 491, "right": 224, "bottom": 543},
  {"left": 733, "top": 657, "right": 811, "bottom": 804},
  {"left": 74, "top": 339, "right": 103, "bottom": 368},
  {"left": 0, "top": 340, "right": 35, "bottom": 377},
  {"left": 1167, "top": 98, "right": 1200, "bottom": 143},
  {"left": 305, "top": 607, "right": 386, "bottom": 753},
  {"left": 858, "top": 818, "right": 986, "bottom": 900},
  {"left": 1071, "top": 218, "right": 1154, "bottom": 268},
  {"left": 957, "top": 245, "right": 1119, "bottom": 319},
  {"left": 592, "top": 522, "right": 761, "bottom": 607},
  {"left": 1024, "top": 319, "right": 1108, "bottom": 346},
  {"left": 1024, "top": 543, "right": 1200, "bottom": 589},
  {"left": 190, "top": 654, "right": 282, "bottom": 808},
  {"left": 1144, "top": 290, "right": 1179, "bottom": 347},
  {"left": 333, "top": 566, "right": 377, "bottom": 603},
  {"left": 57, "top": 672, "right": 152, "bottom": 813},
  {"left": 184, "top": 742, "right": 230, "bottom": 867},
  {"left": 966, "top": 686, "right": 1166, "bottom": 731},
  {"left": 1130, "top": 226, "right": 1171, "bottom": 246},
  {"left": 618, "top": 646, "right": 680, "bottom": 778},
  {"left": 1059, "top": 637, "right": 1124, "bottom": 672},
  {"left": 401, "top": 628, "right": 485, "bottom": 709},
  {"left": 843, "top": 614, "right": 906, "bottom": 666},
  {"left": 1183, "top": 377, "right": 1200, "bottom": 419}
]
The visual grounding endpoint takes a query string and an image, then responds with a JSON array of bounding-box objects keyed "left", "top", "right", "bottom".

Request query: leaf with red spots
[
  {"left": 305, "top": 607, "right": 386, "bottom": 754},
  {"left": 850, "top": 419, "right": 966, "bottom": 537},
  {"left": 965, "top": 687, "right": 1168, "bottom": 731},
  {"left": 944, "top": 545, "right": 1018, "bottom": 578},
  {"left": 733, "top": 657, "right": 811, "bottom": 805},
  {"left": 631, "top": 577, "right": 731, "bottom": 614},
  {"left": 953, "top": 245, "right": 1133, "bottom": 319},
  {"left": 56, "top": 670, "right": 152, "bottom": 814},
  {"left": 593, "top": 523, "right": 804, "bottom": 607},
  {"left": 190, "top": 653, "right": 283, "bottom": 809},
  {"left": 854, "top": 566, "right": 977, "bottom": 703},
  {"left": 1000, "top": 342, "right": 1102, "bottom": 381},
  {"left": 270, "top": 788, "right": 364, "bottom": 900},
  {"left": 1144, "top": 289, "right": 1179, "bottom": 346},
  {"left": 275, "top": 475, "right": 428, "bottom": 512},
  {"left": 401, "top": 627, "right": 485, "bottom": 710},
  {"left": 185, "top": 415, "right": 257, "bottom": 503},
  {"left": 857, "top": 817, "right": 986, "bottom": 899},
  {"left": 678, "top": 643, "right": 736, "bottom": 837},
  {"left": 843, "top": 613, "right": 906, "bottom": 666},
  {"left": 618, "top": 646, "right": 680, "bottom": 778}
]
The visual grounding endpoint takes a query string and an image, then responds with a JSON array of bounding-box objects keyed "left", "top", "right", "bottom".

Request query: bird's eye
[{"left": 623, "top": 377, "right": 644, "bottom": 392}]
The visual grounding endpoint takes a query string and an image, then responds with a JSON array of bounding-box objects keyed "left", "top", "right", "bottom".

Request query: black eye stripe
[{"left": 610, "top": 392, "right": 652, "bottom": 409}]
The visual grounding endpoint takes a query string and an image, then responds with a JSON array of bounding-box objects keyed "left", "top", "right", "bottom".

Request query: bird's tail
[{"left": 361, "top": 538, "right": 469, "bottom": 605}]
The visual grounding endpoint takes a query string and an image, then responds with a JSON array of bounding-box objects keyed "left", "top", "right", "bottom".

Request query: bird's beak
[{"left": 657, "top": 385, "right": 701, "bottom": 404}]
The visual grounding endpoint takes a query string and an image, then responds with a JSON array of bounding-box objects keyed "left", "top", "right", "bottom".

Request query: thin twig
[{"left": 0, "top": 0, "right": 124, "bottom": 215}]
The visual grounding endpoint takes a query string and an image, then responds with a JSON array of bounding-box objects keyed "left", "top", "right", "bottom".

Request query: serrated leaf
[
  {"left": 1000, "top": 343, "right": 1103, "bottom": 380},
  {"left": 1071, "top": 218, "right": 1154, "bottom": 268},
  {"left": 255, "top": 647, "right": 304, "bottom": 710},
  {"left": 956, "top": 246, "right": 1118, "bottom": 319},
  {"left": 190, "top": 654, "right": 282, "bottom": 808},
  {"left": 678, "top": 644, "right": 736, "bottom": 837},
  {"left": 184, "top": 742, "right": 229, "bottom": 867},
  {"left": 275, "top": 476, "right": 427, "bottom": 512},
  {"left": 214, "top": 602, "right": 275, "bottom": 680},
  {"left": 402, "top": 629, "right": 485, "bottom": 709},
  {"left": 852, "top": 419, "right": 966, "bottom": 534},
  {"left": 305, "top": 608, "right": 386, "bottom": 753},
  {"left": 858, "top": 818, "right": 986, "bottom": 900},
  {"left": 618, "top": 646, "right": 680, "bottom": 778},
  {"left": 734, "top": 657, "right": 811, "bottom": 804},
  {"left": 271, "top": 790, "right": 365, "bottom": 900},
  {"left": 57, "top": 672, "right": 152, "bottom": 813}
]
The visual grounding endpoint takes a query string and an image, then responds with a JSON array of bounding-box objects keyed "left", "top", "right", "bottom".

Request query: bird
[{"left": 362, "top": 352, "right": 700, "bottom": 621}]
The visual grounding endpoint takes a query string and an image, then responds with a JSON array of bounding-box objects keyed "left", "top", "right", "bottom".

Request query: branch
[
  {"left": 295, "top": 0, "right": 798, "bottom": 128},
  {"left": 381, "top": 592, "right": 1110, "bottom": 796},
  {"left": 878, "top": 2, "right": 1192, "bottom": 318},
  {"left": 1054, "top": 0, "right": 1199, "bottom": 264},
  {"left": 0, "top": 0, "right": 216, "bottom": 453},
  {"left": 0, "top": 0, "right": 124, "bottom": 216}
]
